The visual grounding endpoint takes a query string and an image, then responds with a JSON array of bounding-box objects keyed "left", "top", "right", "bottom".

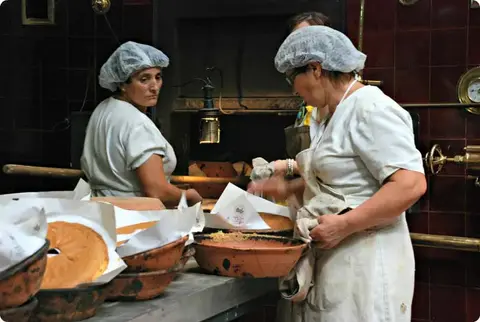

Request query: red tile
[
  {"left": 471, "top": 6, "right": 480, "bottom": 27},
  {"left": 429, "top": 211, "right": 466, "bottom": 237},
  {"left": 430, "top": 67, "right": 467, "bottom": 103},
  {"left": 430, "top": 285, "right": 466, "bottom": 322},
  {"left": 396, "top": 0, "right": 431, "bottom": 30},
  {"left": 468, "top": 27, "right": 480, "bottom": 65},
  {"left": 395, "top": 30, "right": 430, "bottom": 68},
  {"left": 429, "top": 108, "right": 466, "bottom": 139},
  {"left": 467, "top": 254, "right": 480, "bottom": 287},
  {"left": 431, "top": 0, "right": 469, "bottom": 29},
  {"left": 361, "top": 31, "right": 395, "bottom": 68},
  {"left": 363, "top": 0, "right": 396, "bottom": 32},
  {"left": 427, "top": 139, "right": 466, "bottom": 175},
  {"left": 415, "top": 258, "right": 430, "bottom": 283},
  {"left": 466, "top": 214, "right": 480, "bottom": 240},
  {"left": 406, "top": 107, "right": 430, "bottom": 137},
  {"left": 68, "top": 0, "right": 94, "bottom": 36},
  {"left": 362, "top": 68, "right": 394, "bottom": 98},
  {"left": 96, "top": 2, "right": 123, "bottom": 37},
  {"left": 467, "top": 288, "right": 480, "bottom": 322},
  {"left": 69, "top": 38, "right": 94, "bottom": 69},
  {"left": 346, "top": 0, "right": 361, "bottom": 47},
  {"left": 42, "top": 69, "right": 68, "bottom": 101},
  {"left": 395, "top": 68, "right": 430, "bottom": 103},
  {"left": 122, "top": 4, "right": 153, "bottom": 42},
  {"left": 407, "top": 211, "right": 429, "bottom": 233},
  {"left": 431, "top": 29, "right": 467, "bottom": 66},
  {"left": 429, "top": 176, "right": 466, "bottom": 212},
  {"left": 430, "top": 258, "right": 467, "bottom": 287},
  {"left": 68, "top": 70, "right": 95, "bottom": 101},
  {"left": 412, "top": 282, "right": 430, "bottom": 320}
]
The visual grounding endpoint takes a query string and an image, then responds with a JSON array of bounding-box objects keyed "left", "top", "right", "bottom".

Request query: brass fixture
[
  {"left": 457, "top": 66, "right": 480, "bottom": 115},
  {"left": 467, "top": 175, "right": 480, "bottom": 188},
  {"left": 22, "top": 0, "right": 55, "bottom": 25},
  {"left": 92, "top": 0, "right": 111, "bottom": 14},
  {"left": 356, "top": 0, "right": 383, "bottom": 86},
  {"left": 410, "top": 233, "right": 480, "bottom": 253},
  {"left": 399, "top": 0, "right": 420, "bottom": 5},
  {"left": 199, "top": 116, "right": 220, "bottom": 144},
  {"left": 424, "top": 144, "right": 480, "bottom": 174}
]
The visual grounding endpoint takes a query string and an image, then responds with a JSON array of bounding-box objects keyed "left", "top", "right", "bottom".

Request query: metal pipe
[{"left": 410, "top": 233, "right": 480, "bottom": 252}]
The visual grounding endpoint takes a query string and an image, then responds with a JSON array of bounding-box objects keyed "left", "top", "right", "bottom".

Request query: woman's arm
[
  {"left": 136, "top": 154, "right": 202, "bottom": 207},
  {"left": 343, "top": 169, "right": 426, "bottom": 234},
  {"left": 247, "top": 176, "right": 305, "bottom": 200},
  {"left": 273, "top": 159, "right": 300, "bottom": 176}
]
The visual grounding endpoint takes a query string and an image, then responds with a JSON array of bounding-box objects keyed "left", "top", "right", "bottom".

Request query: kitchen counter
[{"left": 85, "top": 260, "right": 279, "bottom": 322}]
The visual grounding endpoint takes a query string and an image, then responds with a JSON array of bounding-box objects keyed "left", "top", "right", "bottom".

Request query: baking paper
[
  {"left": 206, "top": 183, "right": 292, "bottom": 230},
  {"left": 0, "top": 203, "right": 47, "bottom": 274},
  {"left": 113, "top": 193, "right": 204, "bottom": 257}
]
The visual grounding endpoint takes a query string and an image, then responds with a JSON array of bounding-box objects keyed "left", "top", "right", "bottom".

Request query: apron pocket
[
  {"left": 308, "top": 248, "right": 353, "bottom": 312},
  {"left": 284, "top": 125, "right": 311, "bottom": 159}
]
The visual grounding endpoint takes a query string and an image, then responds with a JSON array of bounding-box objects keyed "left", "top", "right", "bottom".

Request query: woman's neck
[
  {"left": 327, "top": 80, "right": 364, "bottom": 114},
  {"left": 115, "top": 95, "right": 147, "bottom": 113}
]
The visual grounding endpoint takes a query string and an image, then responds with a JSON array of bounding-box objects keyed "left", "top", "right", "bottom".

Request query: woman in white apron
[
  {"left": 81, "top": 42, "right": 202, "bottom": 207},
  {"left": 249, "top": 26, "right": 427, "bottom": 322}
]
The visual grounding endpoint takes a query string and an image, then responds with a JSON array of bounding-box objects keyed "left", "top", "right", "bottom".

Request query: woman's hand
[
  {"left": 247, "top": 176, "right": 291, "bottom": 200},
  {"left": 273, "top": 160, "right": 288, "bottom": 175},
  {"left": 186, "top": 189, "right": 203, "bottom": 206},
  {"left": 309, "top": 214, "right": 353, "bottom": 249}
]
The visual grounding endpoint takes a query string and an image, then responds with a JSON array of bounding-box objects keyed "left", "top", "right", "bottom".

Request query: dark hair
[
  {"left": 321, "top": 70, "right": 356, "bottom": 84},
  {"left": 288, "top": 11, "right": 331, "bottom": 31}
]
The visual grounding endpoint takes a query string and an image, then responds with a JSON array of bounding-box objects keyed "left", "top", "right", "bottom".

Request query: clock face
[{"left": 468, "top": 79, "right": 480, "bottom": 103}]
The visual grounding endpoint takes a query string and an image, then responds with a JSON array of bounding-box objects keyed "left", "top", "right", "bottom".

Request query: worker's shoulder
[
  {"left": 95, "top": 97, "right": 150, "bottom": 127},
  {"left": 351, "top": 86, "right": 408, "bottom": 119}
]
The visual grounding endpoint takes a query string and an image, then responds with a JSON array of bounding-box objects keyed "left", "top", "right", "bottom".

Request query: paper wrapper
[
  {"left": 0, "top": 203, "right": 48, "bottom": 274},
  {"left": 0, "top": 198, "right": 126, "bottom": 286},
  {"left": 206, "top": 183, "right": 292, "bottom": 230},
  {"left": 0, "top": 179, "right": 91, "bottom": 203},
  {"left": 113, "top": 193, "right": 204, "bottom": 258}
]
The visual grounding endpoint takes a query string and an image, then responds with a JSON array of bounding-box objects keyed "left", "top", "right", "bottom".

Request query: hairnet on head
[
  {"left": 274, "top": 26, "right": 366, "bottom": 74},
  {"left": 99, "top": 41, "right": 170, "bottom": 92}
]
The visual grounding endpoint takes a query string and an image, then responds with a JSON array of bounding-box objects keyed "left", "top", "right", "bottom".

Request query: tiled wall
[
  {"left": 346, "top": 0, "right": 480, "bottom": 321},
  {"left": 0, "top": 0, "right": 154, "bottom": 193}
]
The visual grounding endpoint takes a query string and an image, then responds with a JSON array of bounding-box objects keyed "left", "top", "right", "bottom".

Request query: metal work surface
[{"left": 85, "top": 264, "right": 278, "bottom": 322}]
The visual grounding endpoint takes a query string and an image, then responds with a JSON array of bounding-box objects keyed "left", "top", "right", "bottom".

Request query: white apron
[{"left": 276, "top": 81, "right": 415, "bottom": 322}]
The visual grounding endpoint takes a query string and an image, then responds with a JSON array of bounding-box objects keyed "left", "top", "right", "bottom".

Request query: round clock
[{"left": 457, "top": 66, "right": 480, "bottom": 115}]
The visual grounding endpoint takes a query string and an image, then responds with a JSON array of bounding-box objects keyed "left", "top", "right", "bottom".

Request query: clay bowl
[
  {"left": 0, "top": 297, "right": 38, "bottom": 322},
  {"left": 30, "top": 282, "right": 110, "bottom": 322},
  {"left": 106, "top": 266, "right": 181, "bottom": 301},
  {"left": 0, "top": 240, "right": 49, "bottom": 310},
  {"left": 122, "top": 235, "right": 189, "bottom": 273},
  {"left": 194, "top": 233, "right": 307, "bottom": 278}
]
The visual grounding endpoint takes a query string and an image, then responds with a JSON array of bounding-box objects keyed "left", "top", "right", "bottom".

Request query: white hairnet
[
  {"left": 274, "top": 26, "right": 366, "bottom": 74},
  {"left": 99, "top": 41, "right": 170, "bottom": 92}
]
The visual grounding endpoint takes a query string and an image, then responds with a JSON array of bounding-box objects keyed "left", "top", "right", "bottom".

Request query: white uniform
[
  {"left": 81, "top": 97, "right": 177, "bottom": 197},
  {"left": 278, "top": 84, "right": 424, "bottom": 322}
]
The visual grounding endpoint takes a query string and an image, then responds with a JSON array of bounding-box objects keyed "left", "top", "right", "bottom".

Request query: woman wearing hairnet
[
  {"left": 251, "top": 12, "right": 330, "bottom": 182},
  {"left": 249, "top": 26, "right": 426, "bottom": 321},
  {"left": 81, "top": 41, "right": 202, "bottom": 207}
]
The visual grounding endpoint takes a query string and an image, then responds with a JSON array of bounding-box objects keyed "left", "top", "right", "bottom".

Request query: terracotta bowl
[
  {"left": 194, "top": 233, "right": 307, "bottom": 278},
  {"left": 0, "top": 297, "right": 38, "bottom": 322},
  {"left": 0, "top": 240, "right": 49, "bottom": 310},
  {"left": 106, "top": 266, "right": 181, "bottom": 301},
  {"left": 30, "top": 282, "right": 110, "bottom": 322},
  {"left": 122, "top": 235, "right": 189, "bottom": 273}
]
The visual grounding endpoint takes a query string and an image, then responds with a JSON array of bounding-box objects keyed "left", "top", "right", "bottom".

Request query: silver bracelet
[{"left": 286, "top": 159, "right": 294, "bottom": 177}]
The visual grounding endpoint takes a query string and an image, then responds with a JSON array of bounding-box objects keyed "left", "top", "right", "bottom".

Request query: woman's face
[
  {"left": 122, "top": 67, "right": 163, "bottom": 108},
  {"left": 292, "top": 21, "right": 311, "bottom": 31},
  {"left": 288, "top": 63, "right": 327, "bottom": 108}
]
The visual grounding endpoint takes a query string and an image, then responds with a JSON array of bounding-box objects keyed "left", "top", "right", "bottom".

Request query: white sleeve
[
  {"left": 351, "top": 102, "right": 424, "bottom": 184},
  {"left": 124, "top": 123, "right": 168, "bottom": 171}
]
